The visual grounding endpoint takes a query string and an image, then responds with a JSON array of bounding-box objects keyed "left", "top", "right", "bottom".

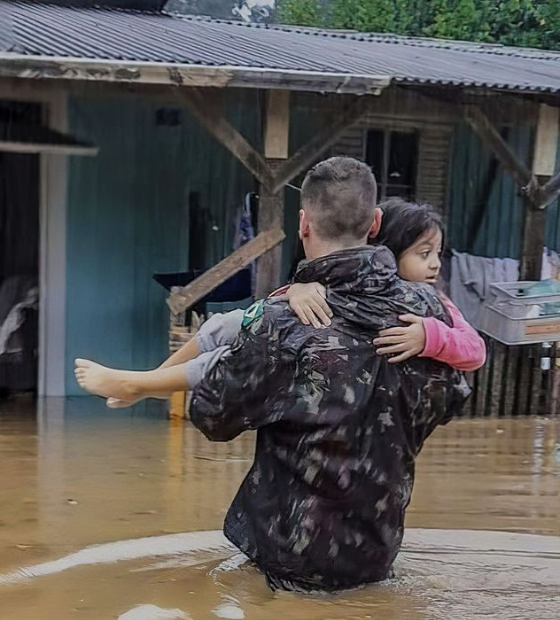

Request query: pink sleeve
[
  {"left": 420, "top": 295, "right": 486, "bottom": 372},
  {"left": 268, "top": 284, "right": 290, "bottom": 298}
]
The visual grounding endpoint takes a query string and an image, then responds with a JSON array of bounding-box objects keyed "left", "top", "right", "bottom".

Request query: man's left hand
[{"left": 373, "top": 314, "right": 426, "bottom": 363}]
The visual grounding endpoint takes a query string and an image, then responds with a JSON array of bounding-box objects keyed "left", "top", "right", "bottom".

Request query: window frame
[{"left": 363, "top": 127, "right": 419, "bottom": 201}]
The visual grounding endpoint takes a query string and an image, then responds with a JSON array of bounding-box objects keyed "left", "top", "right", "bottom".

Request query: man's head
[{"left": 299, "top": 157, "right": 381, "bottom": 259}]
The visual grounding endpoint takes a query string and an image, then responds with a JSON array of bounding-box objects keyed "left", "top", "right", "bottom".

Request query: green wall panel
[
  {"left": 65, "top": 92, "right": 259, "bottom": 395},
  {"left": 447, "top": 122, "right": 532, "bottom": 259}
]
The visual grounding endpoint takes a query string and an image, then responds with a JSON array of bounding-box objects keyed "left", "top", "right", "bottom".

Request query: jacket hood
[{"left": 295, "top": 245, "right": 448, "bottom": 331}]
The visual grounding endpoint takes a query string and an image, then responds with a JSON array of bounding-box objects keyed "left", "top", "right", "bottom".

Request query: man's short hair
[{"left": 301, "top": 157, "right": 377, "bottom": 242}]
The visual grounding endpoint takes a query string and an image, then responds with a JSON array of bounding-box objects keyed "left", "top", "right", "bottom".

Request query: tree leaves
[{"left": 277, "top": 0, "right": 560, "bottom": 51}]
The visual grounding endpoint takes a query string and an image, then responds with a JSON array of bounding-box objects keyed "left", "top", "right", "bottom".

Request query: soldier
[{"left": 189, "top": 157, "right": 470, "bottom": 592}]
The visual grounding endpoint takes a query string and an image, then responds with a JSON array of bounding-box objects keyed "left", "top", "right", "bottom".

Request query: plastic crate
[{"left": 478, "top": 280, "right": 560, "bottom": 345}]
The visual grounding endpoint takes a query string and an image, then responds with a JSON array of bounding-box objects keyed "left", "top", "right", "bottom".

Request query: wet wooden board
[
  {"left": 489, "top": 341, "right": 507, "bottom": 416},
  {"left": 472, "top": 335, "right": 492, "bottom": 417},
  {"left": 503, "top": 346, "right": 519, "bottom": 417}
]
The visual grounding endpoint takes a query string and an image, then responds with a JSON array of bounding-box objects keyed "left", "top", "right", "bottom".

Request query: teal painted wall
[
  {"left": 65, "top": 92, "right": 259, "bottom": 395},
  {"left": 282, "top": 97, "right": 332, "bottom": 281},
  {"left": 447, "top": 121, "right": 560, "bottom": 258},
  {"left": 545, "top": 136, "right": 560, "bottom": 251}
]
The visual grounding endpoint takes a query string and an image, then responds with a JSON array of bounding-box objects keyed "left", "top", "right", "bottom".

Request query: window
[{"left": 365, "top": 129, "right": 418, "bottom": 200}]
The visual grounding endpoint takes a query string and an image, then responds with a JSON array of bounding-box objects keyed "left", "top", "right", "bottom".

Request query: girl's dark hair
[{"left": 376, "top": 198, "right": 445, "bottom": 259}]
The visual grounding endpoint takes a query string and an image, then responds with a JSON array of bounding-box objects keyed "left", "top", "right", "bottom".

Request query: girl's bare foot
[
  {"left": 74, "top": 359, "right": 140, "bottom": 402},
  {"left": 106, "top": 395, "right": 169, "bottom": 408},
  {"left": 106, "top": 397, "right": 140, "bottom": 409}
]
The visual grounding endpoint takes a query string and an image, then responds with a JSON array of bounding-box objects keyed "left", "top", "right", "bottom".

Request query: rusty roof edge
[{"left": 0, "top": 52, "right": 392, "bottom": 96}]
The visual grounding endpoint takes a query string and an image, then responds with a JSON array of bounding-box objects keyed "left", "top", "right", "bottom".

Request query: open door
[{"left": 0, "top": 102, "right": 40, "bottom": 396}]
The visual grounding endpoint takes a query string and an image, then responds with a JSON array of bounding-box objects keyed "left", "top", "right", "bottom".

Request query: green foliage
[
  {"left": 277, "top": 0, "right": 560, "bottom": 51},
  {"left": 424, "top": 0, "right": 490, "bottom": 42},
  {"left": 329, "top": 0, "right": 407, "bottom": 33},
  {"left": 277, "top": 0, "right": 322, "bottom": 27}
]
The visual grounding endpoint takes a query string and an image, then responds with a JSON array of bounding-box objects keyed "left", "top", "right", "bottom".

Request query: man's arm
[
  {"left": 402, "top": 358, "right": 471, "bottom": 451},
  {"left": 190, "top": 305, "right": 297, "bottom": 442}
]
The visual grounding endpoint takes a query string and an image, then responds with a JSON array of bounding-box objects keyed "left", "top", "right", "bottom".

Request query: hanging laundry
[
  {"left": 232, "top": 192, "right": 257, "bottom": 296},
  {"left": 448, "top": 248, "right": 560, "bottom": 328}
]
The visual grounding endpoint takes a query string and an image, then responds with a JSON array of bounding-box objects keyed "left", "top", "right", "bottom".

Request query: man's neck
[{"left": 305, "top": 237, "right": 369, "bottom": 261}]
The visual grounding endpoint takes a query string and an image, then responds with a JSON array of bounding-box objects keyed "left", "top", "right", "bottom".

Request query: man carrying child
[
  {"left": 189, "top": 157, "right": 470, "bottom": 591},
  {"left": 76, "top": 157, "right": 473, "bottom": 591}
]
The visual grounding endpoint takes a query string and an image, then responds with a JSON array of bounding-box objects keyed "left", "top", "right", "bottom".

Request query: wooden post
[
  {"left": 521, "top": 104, "right": 559, "bottom": 280},
  {"left": 256, "top": 90, "right": 290, "bottom": 299},
  {"left": 521, "top": 199, "right": 547, "bottom": 281}
]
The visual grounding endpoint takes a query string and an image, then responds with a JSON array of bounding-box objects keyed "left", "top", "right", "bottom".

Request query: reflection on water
[{"left": 0, "top": 396, "right": 559, "bottom": 619}]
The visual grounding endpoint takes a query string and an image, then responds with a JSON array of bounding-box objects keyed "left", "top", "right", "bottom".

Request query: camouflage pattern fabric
[{"left": 190, "top": 245, "right": 471, "bottom": 592}]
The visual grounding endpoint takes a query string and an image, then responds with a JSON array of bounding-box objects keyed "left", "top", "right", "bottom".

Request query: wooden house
[{"left": 2, "top": 0, "right": 560, "bottom": 413}]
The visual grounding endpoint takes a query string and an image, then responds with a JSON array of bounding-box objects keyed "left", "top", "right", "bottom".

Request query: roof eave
[{"left": 0, "top": 53, "right": 391, "bottom": 96}]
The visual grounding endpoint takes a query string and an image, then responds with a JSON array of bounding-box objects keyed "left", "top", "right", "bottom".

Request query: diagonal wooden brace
[
  {"left": 167, "top": 228, "right": 285, "bottom": 315},
  {"left": 464, "top": 105, "right": 533, "bottom": 192},
  {"left": 179, "top": 88, "right": 371, "bottom": 195},
  {"left": 180, "top": 88, "right": 275, "bottom": 188},
  {"left": 541, "top": 171, "right": 560, "bottom": 207}
]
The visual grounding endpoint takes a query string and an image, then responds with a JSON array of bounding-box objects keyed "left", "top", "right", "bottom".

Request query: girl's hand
[
  {"left": 286, "top": 282, "right": 333, "bottom": 328},
  {"left": 373, "top": 314, "right": 426, "bottom": 363}
]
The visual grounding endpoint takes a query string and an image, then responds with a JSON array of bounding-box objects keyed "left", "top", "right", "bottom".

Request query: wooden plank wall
[
  {"left": 461, "top": 337, "right": 558, "bottom": 417},
  {"left": 415, "top": 126, "right": 454, "bottom": 212},
  {"left": 329, "top": 118, "right": 453, "bottom": 211},
  {"left": 330, "top": 125, "right": 364, "bottom": 160}
]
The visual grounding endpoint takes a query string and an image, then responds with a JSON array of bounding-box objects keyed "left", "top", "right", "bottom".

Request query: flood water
[{"left": 1, "top": 397, "right": 559, "bottom": 619}]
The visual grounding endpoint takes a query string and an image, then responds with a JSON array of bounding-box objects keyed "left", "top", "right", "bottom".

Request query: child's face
[{"left": 397, "top": 228, "right": 442, "bottom": 284}]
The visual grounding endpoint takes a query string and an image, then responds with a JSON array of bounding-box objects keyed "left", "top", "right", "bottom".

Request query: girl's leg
[
  {"left": 104, "top": 338, "right": 203, "bottom": 408},
  {"left": 159, "top": 337, "right": 201, "bottom": 370},
  {"left": 75, "top": 348, "right": 229, "bottom": 403},
  {"left": 95, "top": 309, "right": 245, "bottom": 408}
]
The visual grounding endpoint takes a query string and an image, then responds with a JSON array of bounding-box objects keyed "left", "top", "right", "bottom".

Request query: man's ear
[
  {"left": 299, "top": 209, "right": 311, "bottom": 240},
  {"left": 368, "top": 208, "right": 383, "bottom": 239}
]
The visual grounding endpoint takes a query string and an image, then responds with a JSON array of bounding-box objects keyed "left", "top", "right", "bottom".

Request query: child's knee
[
  {"left": 196, "top": 310, "right": 244, "bottom": 352},
  {"left": 186, "top": 346, "right": 230, "bottom": 387}
]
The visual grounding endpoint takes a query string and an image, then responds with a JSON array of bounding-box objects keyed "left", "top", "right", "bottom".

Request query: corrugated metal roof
[{"left": 3, "top": 0, "right": 560, "bottom": 94}]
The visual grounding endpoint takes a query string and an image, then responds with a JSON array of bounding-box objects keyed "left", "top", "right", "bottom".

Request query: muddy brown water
[{"left": 0, "top": 397, "right": 559, "bottom": 619}]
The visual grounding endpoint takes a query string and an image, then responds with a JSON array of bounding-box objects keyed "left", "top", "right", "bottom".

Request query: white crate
[{"left": 478, "top": 281, "right": 560, "bottom": 345}]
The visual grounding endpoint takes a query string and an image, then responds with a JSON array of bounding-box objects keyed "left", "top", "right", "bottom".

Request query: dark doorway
[
  {"left": 0, "top": 101, "right": 41, "bottom": 395},
  {"left": 365, "top": 128, "right": 418, "bottom": 201}
]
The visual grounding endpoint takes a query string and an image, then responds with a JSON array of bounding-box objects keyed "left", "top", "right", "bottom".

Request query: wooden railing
[{"left": 461, "top": 336, "right": 559, "bottom": 417}]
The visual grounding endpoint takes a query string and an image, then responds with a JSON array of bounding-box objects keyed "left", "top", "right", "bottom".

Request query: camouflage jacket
[{"left": 190, "top": 245, "right": 471, "bottom": 591}]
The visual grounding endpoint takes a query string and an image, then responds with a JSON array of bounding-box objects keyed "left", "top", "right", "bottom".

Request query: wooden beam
[
  {"left": 464, "top": 105, "right": 533, "bottom": 190},
  {"left": 0, "top": 53, "right": 391, "bottom": 95},
  {"left": 0, "top": 140, "right": 98, "bottom": 156},
  {"left": 521, "top": 105, "right": 559, "bottom": 280},
  {"left": 256, "top": 91, "right": 291, "bottom": 298},
  {"left": 542, "top": 171, "right": 560, "bottom": 207},
  {"left": 255, "top": 182, "right": 286, "bottom": 299},
  {"left": 521, "top": 206, "right": 547, "bottom": 280},
  {"left": 264, "top": 90, "right": 290, "bottom": 159},
  {"left": 179, "top": 89, "right": 274, "bottom": 188},
  {"left": 270, "top": 98, "right": 369, "bottom": 194},
  {"left": 167, "top": 229, "right": 285, "bottom": 315},
  {"left": 540, "top": 105, "right": 560, "bottom": 203},
  {"left": 533, "top": 104, "right": 559, "bottom": 177}
]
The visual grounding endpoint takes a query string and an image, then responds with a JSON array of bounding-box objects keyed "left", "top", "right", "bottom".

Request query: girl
[
  {"left": 288, "top": 198, "right": 486, "bottom": 370},
  {"left": 75, "top": 199, "right": 485, "bottom": 404}
]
